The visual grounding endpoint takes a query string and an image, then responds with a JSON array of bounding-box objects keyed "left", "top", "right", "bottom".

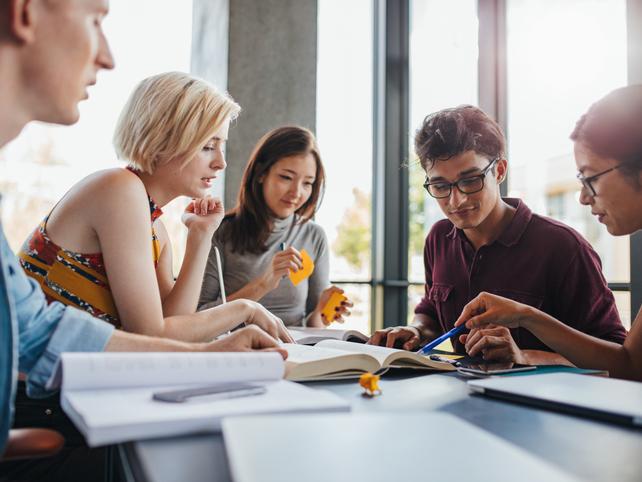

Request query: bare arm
[
  {"left": 521, "top": 350, "right": 573, "bottom": 366},
  {"left": 157, "top": 198, "right": 224, "bottom": 316},
  {"left": 456, "top": 292, "right": 642, "bottom": 380},
  {"left": 92, "top": 179, "right": 294, "bottom": 342},
  {"left": 226, "top": 277, "right": 273, "bottom": 303},
  {"left": 520, "top": 307, "right": 640, "bottom": 379},
  {"left": 156, "top": 222, "right": 213, "bottom": 315},
  {"left": 106, "top": 324, "right": 288, "bottom": 359}
]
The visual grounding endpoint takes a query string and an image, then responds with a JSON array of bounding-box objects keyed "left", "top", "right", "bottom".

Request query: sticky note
[
  {"left": 288, "top": 249, "right": 314, "bottom": 286},
  {"left": 321, "top": 292, "right": 348, "bottom": 325}
]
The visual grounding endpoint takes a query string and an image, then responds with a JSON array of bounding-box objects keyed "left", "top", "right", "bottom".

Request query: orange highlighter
[{"left": 320, "top": 291, "right": 348, "bottom": 326}]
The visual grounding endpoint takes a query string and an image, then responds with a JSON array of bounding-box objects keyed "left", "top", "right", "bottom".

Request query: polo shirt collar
[
  {"left": 496, "top": 198, "right": 532, "bottom": 247},
  {"left": 445, "top": 197, "right": 532, "bottom": 247}
]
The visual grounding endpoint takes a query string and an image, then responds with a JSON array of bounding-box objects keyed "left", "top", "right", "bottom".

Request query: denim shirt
[{"left": 0, "top": 222, "right": 114, "bottom": 455}]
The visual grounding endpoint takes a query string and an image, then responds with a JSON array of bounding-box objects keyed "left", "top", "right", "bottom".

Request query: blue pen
[{"left": 416, "top": 324, "right": 466, "bottom": 355}]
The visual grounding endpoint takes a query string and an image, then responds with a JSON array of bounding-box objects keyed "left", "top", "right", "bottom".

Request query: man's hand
[
  {"left": 367, "top": 326, "right": 422, "bottom": 351},
  {"left": 460, "top": 324, "right": 527, "bottom": 364},
  {"left": 206, "top": 325, "right": 288, "bottom": 359}
]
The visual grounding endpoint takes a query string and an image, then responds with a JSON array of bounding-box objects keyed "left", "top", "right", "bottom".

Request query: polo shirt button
[{"left": 45, "top": 409, "right": 52, "bottom": 416}]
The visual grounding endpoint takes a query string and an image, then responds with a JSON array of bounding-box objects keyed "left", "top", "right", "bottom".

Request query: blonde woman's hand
[
  {"left": 207, "top": 325, "right": 288, "bottom": 358},
  {"left": 182, "top": 196, "right": 225, "bottom": 235},
  {"left": 241, "top": 300, "right": 295, "bottom": 343}
]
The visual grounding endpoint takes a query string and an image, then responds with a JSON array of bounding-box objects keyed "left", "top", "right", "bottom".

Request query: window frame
[{"left": 357, "top": 0, "right": 642, "bottom": 332}]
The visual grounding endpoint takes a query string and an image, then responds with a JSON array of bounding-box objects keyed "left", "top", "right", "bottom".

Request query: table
[{"left": 119, "top": 372, "right": 642, "bottom": 482}]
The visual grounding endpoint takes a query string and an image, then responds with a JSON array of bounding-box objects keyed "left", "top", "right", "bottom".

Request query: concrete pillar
[{"left": 191, "top": 0, "right": 318, "bottom": 207}]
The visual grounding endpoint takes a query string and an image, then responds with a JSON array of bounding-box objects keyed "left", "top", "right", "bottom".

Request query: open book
[
  {"left": 284, "top": 340, "right": 456, "bottom": 381},
  {"left": 289, "top": 327, "right": 369, "bottom": 345},
  {"left": 59, "top": 352, "right": 350, "bottom": 447}
]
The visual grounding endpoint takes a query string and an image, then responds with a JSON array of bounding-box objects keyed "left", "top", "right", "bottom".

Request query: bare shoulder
[
  {"left": 85, "top": 168, "right": 147, "bottom": 204},
  {"left": 46, "top": 168, "right": 150, "bottom": 250},
  {"left": 72, "top": 169, "right": 151, "bottom": 229}
]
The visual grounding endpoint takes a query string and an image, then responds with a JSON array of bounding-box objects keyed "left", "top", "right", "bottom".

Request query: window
[
  {"left": 505, "top": 0, "right": 631, "bottom": 326},
  {"left": 316, "top": 0, "right": 374, "bottom": 333},
  {"left": 407, "top": 0, "right": 479, "bottom": 321},
  {"left": 0, "top": 0, "right": 194, "bottom": 274}
]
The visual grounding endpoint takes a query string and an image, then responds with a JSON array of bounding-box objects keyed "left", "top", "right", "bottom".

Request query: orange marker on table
[{"left": 359, "top": 373, "right": 381, "bottom": 397}]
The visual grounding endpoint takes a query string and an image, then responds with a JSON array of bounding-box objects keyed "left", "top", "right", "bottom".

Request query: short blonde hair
[{"left": 113, "top": 72, "right": 241, "bottom": 173}]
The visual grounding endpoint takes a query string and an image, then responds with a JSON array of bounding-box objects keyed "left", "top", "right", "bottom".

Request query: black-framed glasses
[
  {"left": 576, "top": 165, "right": 622, "bottom": 197},
  {"left": 423, "top": 158, "right": 498, "bottom": 199}
]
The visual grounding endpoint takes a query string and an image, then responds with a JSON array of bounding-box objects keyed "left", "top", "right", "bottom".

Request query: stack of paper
[{"left": 59, "top": 352, "right": 350, "bottom": 446}]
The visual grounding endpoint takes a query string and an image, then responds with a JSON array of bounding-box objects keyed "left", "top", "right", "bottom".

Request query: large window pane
[
  {"left": 316, "top": 0, "right": 373, "bottom": 335},
  {"left": 506, "top": 0, "right": 629, "bottom": 284},
  {"left": 408, "top": 0, "right": 478, "bottom": 299},
  {"left": 0, "top": 0, "right": 193, "bottom": 274}
]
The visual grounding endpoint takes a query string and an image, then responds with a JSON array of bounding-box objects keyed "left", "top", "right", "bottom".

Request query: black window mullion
[
  {"left": 631, "top": 233, "right": 642, "bottom": 323},
  {"left": 478, "top": 0, "right": 507, "bottom": 196}
]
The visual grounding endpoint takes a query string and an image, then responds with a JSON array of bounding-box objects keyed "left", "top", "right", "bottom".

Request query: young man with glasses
[{"left": 368, "top": 105, "right": 626, "bottom": 365}]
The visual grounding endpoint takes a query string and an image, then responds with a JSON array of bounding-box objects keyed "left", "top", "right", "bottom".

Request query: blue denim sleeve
[{"left": 3, "top": 231, "right": 114, "bottom": 398}]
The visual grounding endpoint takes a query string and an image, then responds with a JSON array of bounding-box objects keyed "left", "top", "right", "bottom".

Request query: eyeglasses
[
  {"left": 576, "top": 165, "right": 622, "bottom": 197},
  {"left": 423, "top": 158, "right": 498, "bottom": 199}
]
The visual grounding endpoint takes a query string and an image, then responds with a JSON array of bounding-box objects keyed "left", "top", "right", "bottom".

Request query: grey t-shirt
[{"left": 198, "top": 215, "right": 329, "bottom": 326}]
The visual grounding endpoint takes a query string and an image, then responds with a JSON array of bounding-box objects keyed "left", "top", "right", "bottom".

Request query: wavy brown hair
[
  {"left": 222, "top": 126, "right": 326, "bottom": 254},
  {"left": 414, "top": 105, "right": 505, "bottom": 170}
]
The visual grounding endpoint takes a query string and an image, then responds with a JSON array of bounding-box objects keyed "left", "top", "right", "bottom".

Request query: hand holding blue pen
[{"left": 415, "top": 324, "right": 466, "bottom": 355}]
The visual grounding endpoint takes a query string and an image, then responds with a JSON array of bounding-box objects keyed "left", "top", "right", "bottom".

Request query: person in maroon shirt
[
  {"left": 368, "top": 105, "right": 626, "bottom": 365},
  {"left": 455, "top": 85, "right": 642, "bottom": 381}
]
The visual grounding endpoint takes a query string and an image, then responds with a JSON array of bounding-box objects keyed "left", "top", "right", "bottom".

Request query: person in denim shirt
[
  {"left": 0, "top": 222, "right": 115, "bottom": 455},
  {"left": 0, "top": 0, "right": 286, "bottom": 459}
]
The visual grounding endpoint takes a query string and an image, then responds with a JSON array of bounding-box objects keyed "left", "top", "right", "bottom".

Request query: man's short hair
[
  {"left": 113, "top": 71, "right": 241, "bottom": 173},
  {"left": 414, "top": 105, "right": 506, "bottom": 170}
]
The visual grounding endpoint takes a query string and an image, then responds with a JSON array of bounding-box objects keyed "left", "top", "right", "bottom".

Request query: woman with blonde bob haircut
[{"left": 19, "top": 71, "right": 292, "bottom": 343}]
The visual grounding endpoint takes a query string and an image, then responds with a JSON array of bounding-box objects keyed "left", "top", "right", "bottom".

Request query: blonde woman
[{"left": 19, "top": 71, "right": 292, "bottom": 343}]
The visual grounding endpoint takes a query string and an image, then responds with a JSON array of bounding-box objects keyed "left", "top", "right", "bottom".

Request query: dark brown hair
[
  {"left": 222, "top": 126, "right": 326, "bottom": 254},
  {"left": 570, "top": 85, "right": 642, "bottom": 182},
  {"left": 414, "top": 105, "right": 506, "bottom": 170}
]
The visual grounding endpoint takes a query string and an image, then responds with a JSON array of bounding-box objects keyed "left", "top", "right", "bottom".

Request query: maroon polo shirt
[{"left": 415, "top": 198, "right": 627, "bottom": 354}]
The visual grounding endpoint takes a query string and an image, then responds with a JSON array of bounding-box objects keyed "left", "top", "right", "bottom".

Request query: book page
[
  {"left": 61, "top": 352, "right": 285, "bottom": 391},
  {"left": 283, "top": 344, "right": 380, "bottom": 380},
  {"left": 315, "top": 340, "right": 454, "bottom": 371},
  {"left": 315, "top": 340, "right": 399, "bottom": 365},
  {"left": 62, "top": 380, "right": 350, "bottom": 446},
  {"left": 284, "top": 343, "right": 364, "bottom": 363},
  {"left": 288, "top": 328, "right": 368, "bottom": 344}
]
